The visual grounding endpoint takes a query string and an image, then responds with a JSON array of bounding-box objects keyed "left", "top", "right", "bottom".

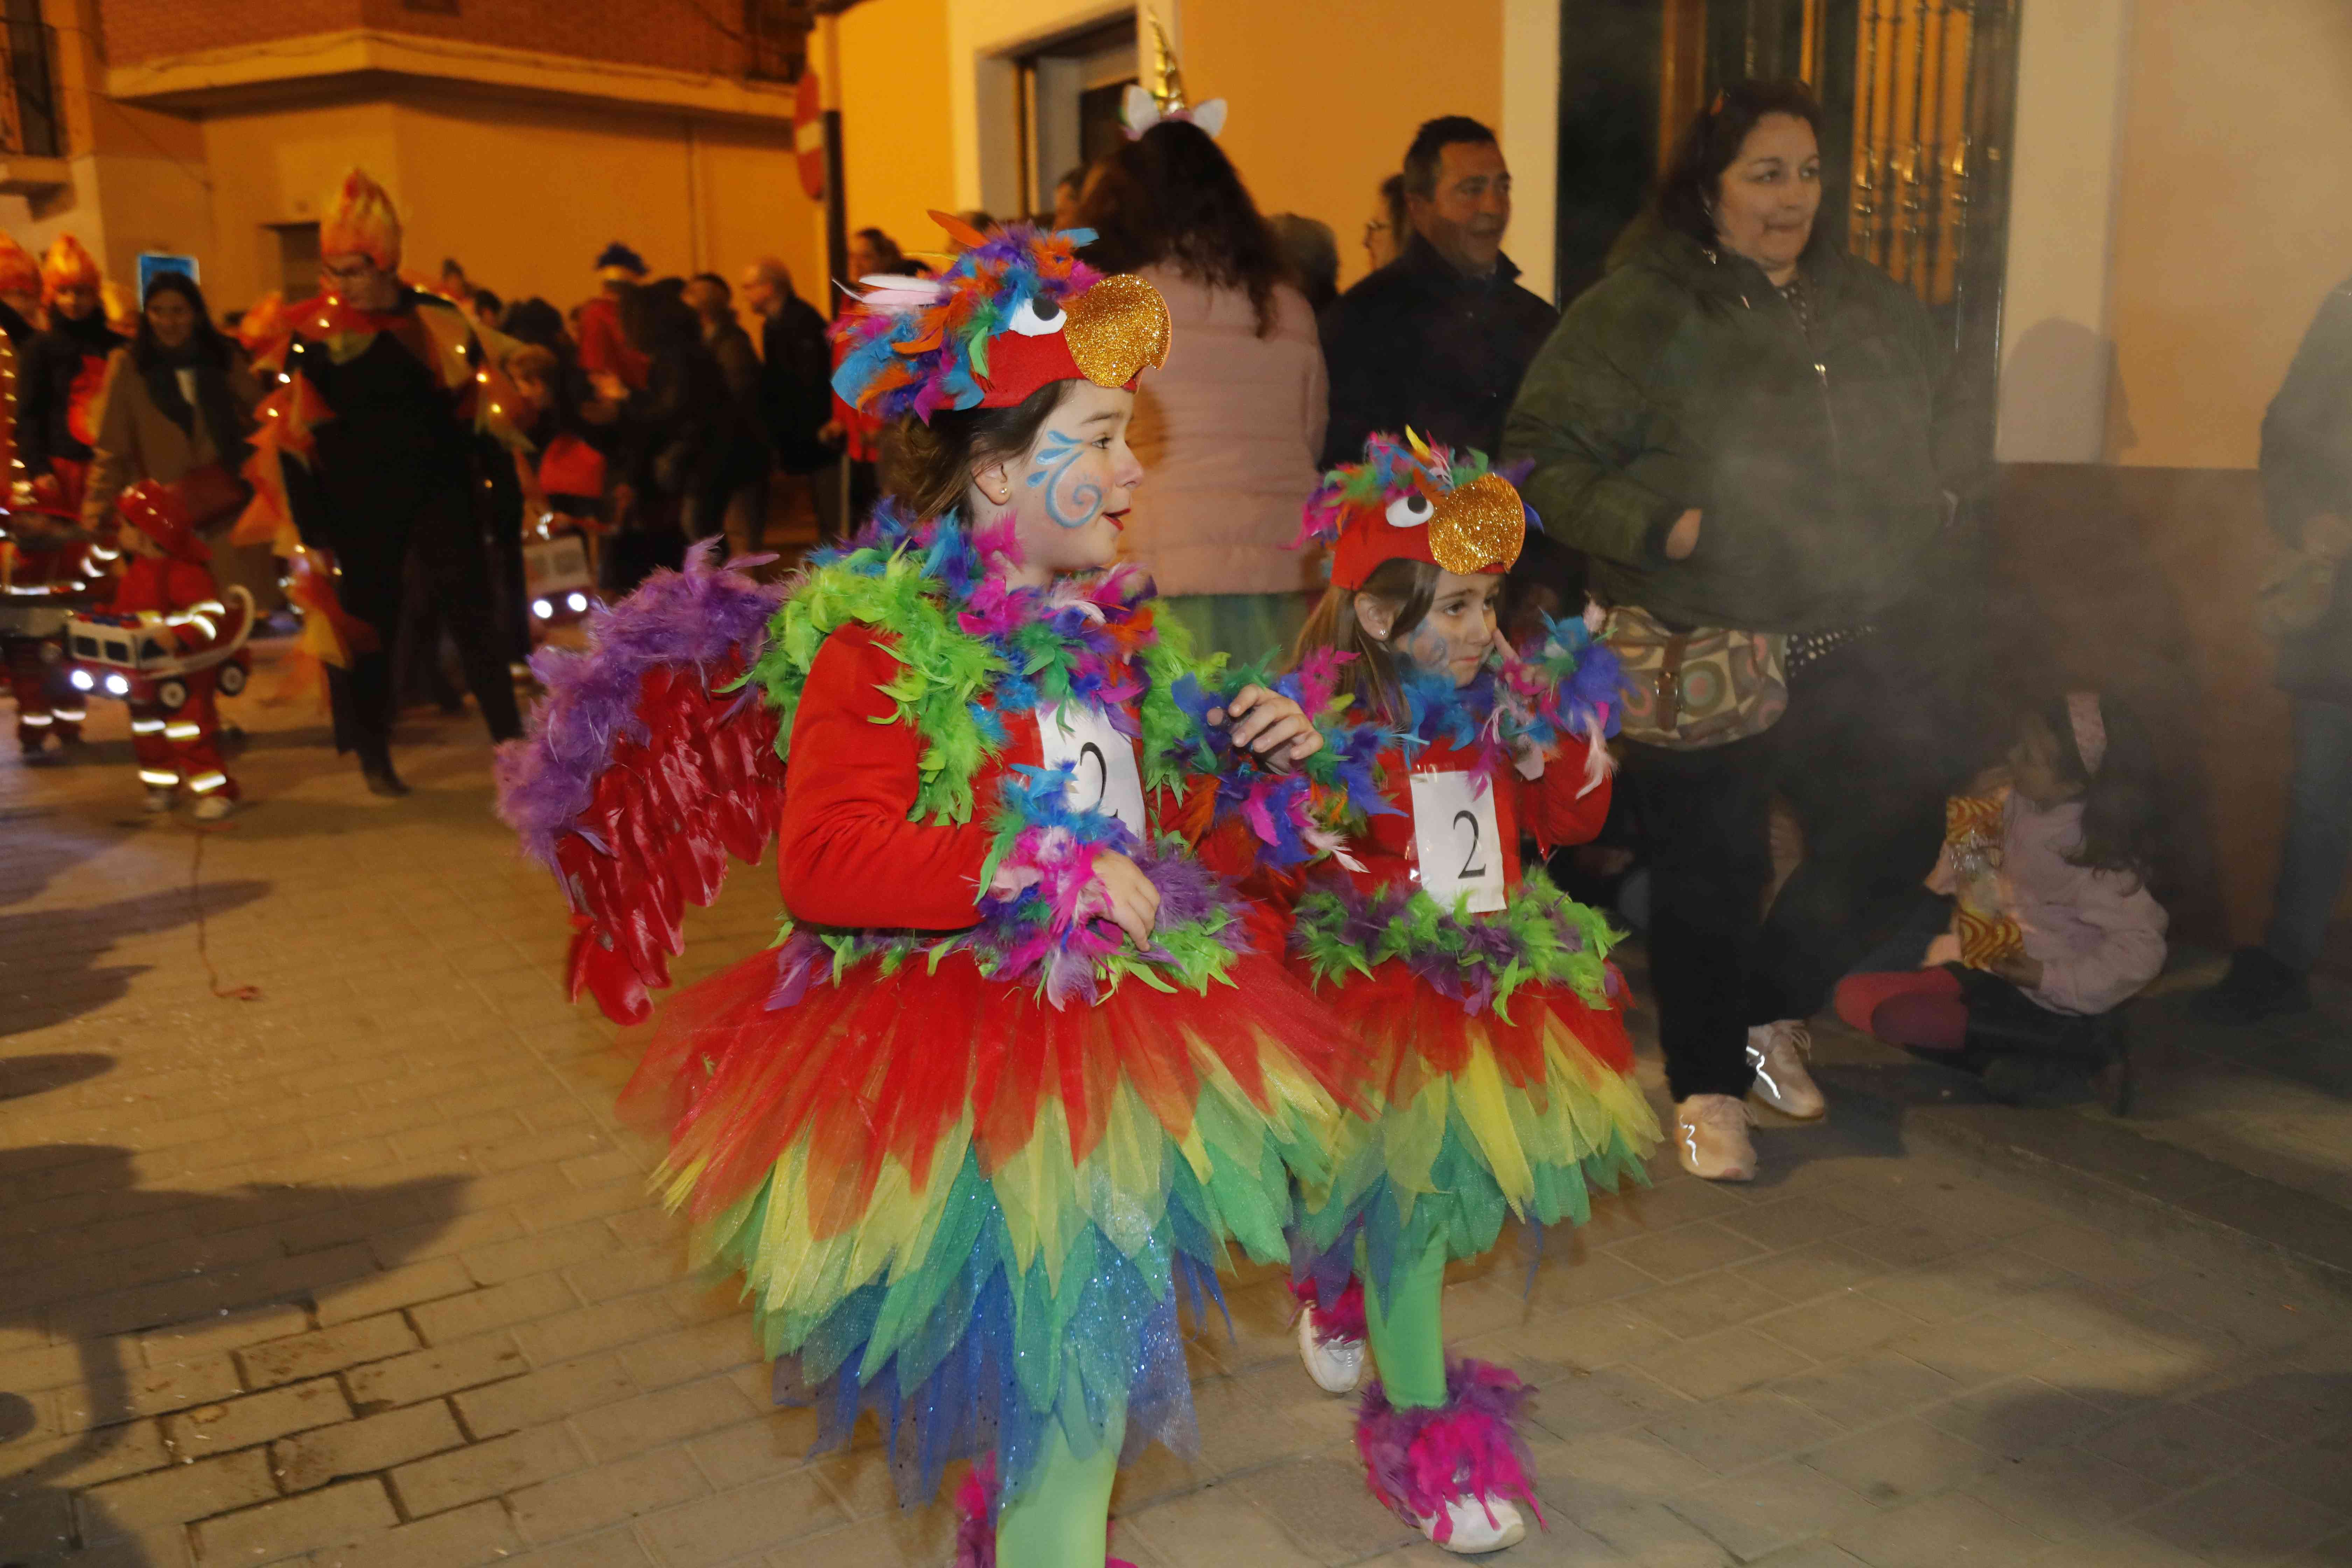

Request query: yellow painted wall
[
  {"left": 2106, "top": 0, "right": 2352, "bottom": 469},
  {"left": 200, "top": 99, "right": 402, "bottom": 312},
  {"left": 1188, "top": 0, "right": 1503, "bottom": 289},
  {"left": 834, "top": 0, "right": 959, "bottom": 283},
  {"left": 192, "top": 92, "right": 818, "bottom": 320}
]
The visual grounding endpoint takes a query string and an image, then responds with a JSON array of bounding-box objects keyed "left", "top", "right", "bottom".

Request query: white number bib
[
  {"left": 1037, "top": 702, "right": 1148, "bottom": 836},
  {"left": 1407, "top": 770, "right": 1506, "bottom": 913}
]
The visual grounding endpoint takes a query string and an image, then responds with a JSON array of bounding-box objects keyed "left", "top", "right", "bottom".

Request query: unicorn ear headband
[
  {"left": 1121, "top": 14, "right": 1227, "bottom": 139},
  {"left": 1293, "top": 430, "right": 1536, "bottom": 589},
  {"left": 830, "top": 212, "right": 1171, "bottom": 424}
]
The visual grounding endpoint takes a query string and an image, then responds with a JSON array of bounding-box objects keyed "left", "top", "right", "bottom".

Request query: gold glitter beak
[
  {"left": 1429, "top": 473, "right": 1527, "bottom": 575},
  {"left": 1064, "top": 273, "right": 1172, "bottom": 388}
]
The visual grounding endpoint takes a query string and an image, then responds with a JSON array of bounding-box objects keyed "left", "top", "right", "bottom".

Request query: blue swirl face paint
[{"left": 1025, "top": 430, "right": 1107, "bottom": 530}]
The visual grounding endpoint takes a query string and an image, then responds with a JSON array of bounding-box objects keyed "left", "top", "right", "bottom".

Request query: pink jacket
[
  {"left": 1930, "top": 793, "right": 2167, "bottom": 1015},
  {"left": 1116, "top": 267, "right": 1326, "bottom": 599}
]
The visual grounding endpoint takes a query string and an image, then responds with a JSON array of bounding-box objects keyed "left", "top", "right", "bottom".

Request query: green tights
[
  {"left": 1363, "top": 1241, "right": 1450, "bottom": 1409},
  {"left": 994, "top": 1408, "right": 1126, "bottom": 1567}
]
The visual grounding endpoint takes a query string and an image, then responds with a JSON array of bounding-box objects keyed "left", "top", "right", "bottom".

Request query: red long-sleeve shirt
[{"left": 109, "top": 555, "right": 220, "bottom": 619}]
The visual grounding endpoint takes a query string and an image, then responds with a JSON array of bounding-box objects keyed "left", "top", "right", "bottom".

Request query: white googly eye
[
  {"left": 1385, "top": 491, "right": 1435, "bottom": 528},
  {"left": 1008, "top": 295, "right": 1066, "bottom": 337}
]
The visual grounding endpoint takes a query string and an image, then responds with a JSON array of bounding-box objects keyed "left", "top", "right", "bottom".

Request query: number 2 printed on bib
[
  {"left": 1408, "top": 770, "right": 1505, "bottom": 913},
  {"left": 1037, "top": 702, "right": 1148, "bottom": 836}
]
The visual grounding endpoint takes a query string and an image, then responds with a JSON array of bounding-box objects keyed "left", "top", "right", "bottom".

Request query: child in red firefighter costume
[
  {"left": 1274, "top": 433, "right": 1661, "bottom": 1554},
  {"left": 105, "top": 481, "right": 240, "bottom": 817},
  {"left": 497, "top": 216, "right": 1385, "bottom": 1568},
  {"left": 4, "top": 234, "right": 116, "bottom": 751}
]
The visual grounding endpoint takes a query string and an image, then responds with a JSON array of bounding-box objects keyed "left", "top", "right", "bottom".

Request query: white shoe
[
  {"left": 1746, "top": 1020, "right": 1826, "bottom": 1119},
  {"left": 1674, "top": 1094, "right": 1757, "bottom": 1181},
  {"left": 191, "top": 794, "right": 237, "bottom": 822},
  {"left": 1296, "top": 1306, "right": 1364, "bottom": 1394},
  {"left": 1419, "top": 1495, "right": 1527, "bottom": 1554},
  {"left": 143, "top": 787, "right": 176, "bottom": 813}
]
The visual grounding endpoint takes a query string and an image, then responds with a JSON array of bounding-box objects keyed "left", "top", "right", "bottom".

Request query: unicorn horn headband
[{"left": 1121, "top": 13, "right": 1227, "bottom": 139}]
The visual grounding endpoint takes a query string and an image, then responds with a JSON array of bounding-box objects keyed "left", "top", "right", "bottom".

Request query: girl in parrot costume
[{"left": 497, "top": 215, "right": 1385, "bottom": 1567}]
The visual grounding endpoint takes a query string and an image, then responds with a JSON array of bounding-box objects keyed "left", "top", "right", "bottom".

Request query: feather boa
[
  {"left": 1291, "top": 873, "right": 1622, "bottom": 1019},
  {"left": 1288, "top": 1274, "right": 1367, "bottom": 1345},
  {"left": 1357, "top": 1359, "right": 1544, "bottom": 1545},
  {"left": 750, "top": 499, "right": 1379, "bottom": 859},
  {"left": 1390, "top": 609, "right": 1626, "bottom": 798}
]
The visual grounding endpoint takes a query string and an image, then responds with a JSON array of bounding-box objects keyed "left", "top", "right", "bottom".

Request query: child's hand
[
  {"left": 1084, "top": 851, "right": 1162, "bottom": 947},
  {"left": 1206, "top": 686, "right": 1323, "bottom": 769},
  {"left": 1988, "top": 950, "right": 2045, "bottom": 990}
]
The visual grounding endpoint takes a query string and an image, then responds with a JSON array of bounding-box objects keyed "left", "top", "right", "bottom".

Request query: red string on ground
[{"left": 188, "top": 822, "right": 262, "bottom": 1002}]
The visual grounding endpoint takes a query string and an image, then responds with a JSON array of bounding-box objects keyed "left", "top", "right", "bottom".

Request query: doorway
[
  {"left": 1013, "top": 18, "right": 1137, "bottom": 222},
  {"left": 268, "top": 222, "right": 320, "bottom": 300}
]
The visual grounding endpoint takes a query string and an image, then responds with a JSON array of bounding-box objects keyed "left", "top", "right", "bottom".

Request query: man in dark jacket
[
  {"left": 2195, "top": 276, "right": 2352, "bottom": 1022},
  {"left": 1319, "top": 116, "right": 1558, "bottom": 469},
  {"left": 741, "top": 257, "right": 839, "bottom": 528}
]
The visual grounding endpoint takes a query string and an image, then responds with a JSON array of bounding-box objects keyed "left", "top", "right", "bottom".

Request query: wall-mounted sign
[{"left": 136, "top": 253, "right": 199, "bottom": 296}]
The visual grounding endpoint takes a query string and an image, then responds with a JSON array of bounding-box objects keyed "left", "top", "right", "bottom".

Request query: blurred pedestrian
[
  {"left": 1363, "top": 174, "right": 1408, "bottom": 275},
  {"left": 578, "top": 241, "right": 651, "bottom": 395},
  {"left": 1504, "top": 80, "right": 1980, "bottom": 1180},
  {"left": 18, "top": 235, "right": 122, "bottom": 528},
  {"left": 682, "top": 272, "right": 772, "bottom": 558},
  {"left": 81, "top": 272, "right": 267, "bottom": 613},
  {"left": 1269, "top": 213, "right": 1340, "bottom": 316},
  {"left": 1321, "top": 117, "right": 1553, "bottom": 467},
  {"left": 1080, "top": 117, "right": 1326, "bottom": 664},
  {"left": 741, "top": 256, "right": 840, "bottom": 541},
  {"left": 607, "top": 280, "right": 725, "bottom": 593},
  {"left": 1052, "top": 165, "right": 1088, "bottom": 230},
  {"left": 2194, "top": 274, "right": 2352, "bottom": 1023}
]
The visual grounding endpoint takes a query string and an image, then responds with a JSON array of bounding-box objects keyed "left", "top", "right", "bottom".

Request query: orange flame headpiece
[
  {"left": 0, "top": 232, "right": 40, "bottom": 299},
  {"left": 320, "top": 168, "right": 403, "bottom": 273},
  {"left": 40, "top": 234, "right": 100, "bottom": 303}
]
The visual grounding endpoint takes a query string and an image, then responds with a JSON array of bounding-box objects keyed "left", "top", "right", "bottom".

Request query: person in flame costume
[
  {"left": 17, "top": 235, "right": 122, "bottom": 531},
  {"left": 1274, "top": 433, "right": 1661, "bottom": 1554},
  {"left": 235, "top": 169, "right": 528, "bottom": 796},
  {"left": 497, "top": 215, "right": 1387, "bottom": 1568},
  {"left": 103, "top": 481, "right": 243, "bottom": 817}
]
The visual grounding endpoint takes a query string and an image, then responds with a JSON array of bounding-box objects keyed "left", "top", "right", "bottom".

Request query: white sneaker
[
  {"left": 1419, "top": 1495, "right": 1527, "bottom": 1554},
  {"left": 1746, "top": 1020, "right": 1826, "bottom": 1119},
  {"left": 143, "top": 787, "right": 176, "bottom": 813},
  {"left": 191, "top": 794, "right": 237, "bottom": 822},
  {"left": 1674, "top": 1094, "right": 1757, "bottom": 1182},
  {"left": 1296, "top": 1307, "right": 1363, "bottom": 1394}
]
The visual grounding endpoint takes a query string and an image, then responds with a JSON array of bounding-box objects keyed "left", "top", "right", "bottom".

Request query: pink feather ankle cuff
[
  {"left": 1289, "top": 1275, "right": 1368, "bottom": 1343},
  {"left": 1355, "top": 1358, "right": 1545, "bottom": 1545}
]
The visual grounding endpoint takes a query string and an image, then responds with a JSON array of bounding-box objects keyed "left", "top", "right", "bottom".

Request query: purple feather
[{"left": 495, "top": 539, "right": 785, "bottom": 869}]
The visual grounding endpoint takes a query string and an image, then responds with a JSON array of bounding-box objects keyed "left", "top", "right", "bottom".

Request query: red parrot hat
[
  {"left": 830, "top": 211, "right": 1171, "bottom": 423},
  {"left": 1294, "top": 430, "right": 1538, "bottom": 590}
]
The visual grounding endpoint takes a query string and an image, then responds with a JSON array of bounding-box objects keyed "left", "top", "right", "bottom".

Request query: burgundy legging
[{"left": 1834, "top": 968, "right": 1968, "bottom": 1053}]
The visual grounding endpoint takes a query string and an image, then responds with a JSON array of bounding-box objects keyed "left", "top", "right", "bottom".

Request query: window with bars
[{"left": 744, "top": 0, "right": 813, "bottom": 82}]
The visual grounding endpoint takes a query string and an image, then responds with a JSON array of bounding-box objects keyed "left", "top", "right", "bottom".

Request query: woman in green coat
[{"left": 1503, "top": 78, "right": 1983, "bottom": 1182}]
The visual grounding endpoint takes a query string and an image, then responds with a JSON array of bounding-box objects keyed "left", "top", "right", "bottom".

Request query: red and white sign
[{"left": 795, "top": 72, "right": 826, "bottom": 202}]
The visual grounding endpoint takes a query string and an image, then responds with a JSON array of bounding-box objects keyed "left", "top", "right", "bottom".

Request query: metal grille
[{"left": 0, "top": 19, "right": 60, "bottom": 159}]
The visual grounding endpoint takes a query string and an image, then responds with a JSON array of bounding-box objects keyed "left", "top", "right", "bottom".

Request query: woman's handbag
[{"left": 1604, "top": 603, "right": 1788, "bottom": 749}]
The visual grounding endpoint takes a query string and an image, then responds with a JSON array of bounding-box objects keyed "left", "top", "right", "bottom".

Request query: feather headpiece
[
  {"left": 39, "top": 234, "right": 99, "bottom": 303},
  {"left": 1295, "top": 431, "right": 1535, "bottom": 589},
  {"left": 320, "top": 168, "right": 403, "bottom": 273},
  {"left": 830, "top": 212, "right": 1171, "bottom": 425},
  {"left": 0, "top": 232, "right": 41, "bottom": 298}
]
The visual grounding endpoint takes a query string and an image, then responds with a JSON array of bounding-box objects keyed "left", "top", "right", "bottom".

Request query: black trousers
[
  {"left": 1624, "top": 637, "right": 1954, "bottom": 1101},
  {"left": 329, "top": 507, "right": 522, "bottom": 765}
]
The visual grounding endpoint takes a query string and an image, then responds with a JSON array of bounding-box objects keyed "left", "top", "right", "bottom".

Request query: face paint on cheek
[
  {"left": 1400, "top": 623, "right": 1451, "bottom": 672},
  {"left": 1025, "top": 430, "right": 1108, "bottom": 530}
]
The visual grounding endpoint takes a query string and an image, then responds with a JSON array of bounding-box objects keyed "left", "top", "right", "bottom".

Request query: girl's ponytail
[{"left": 2043, "top": 693, "right": 2164, "bottom": 886}]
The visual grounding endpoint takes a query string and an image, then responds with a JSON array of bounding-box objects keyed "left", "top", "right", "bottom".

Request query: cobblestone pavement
[{"left": 4, "top": 658, "right": 2349, "bottom": 1568}]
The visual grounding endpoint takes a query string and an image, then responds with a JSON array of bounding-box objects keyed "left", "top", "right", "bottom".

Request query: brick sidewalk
[{"left": 4, "top": 666, "right": 2350, "bottom": 1567}]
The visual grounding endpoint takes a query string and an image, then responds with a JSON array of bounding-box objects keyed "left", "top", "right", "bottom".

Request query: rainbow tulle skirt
[
  {"left": 1292, "top": 960, "right": 1661, "bottom": 1297},
  {"left": 623, "top": 941, "right": 1357, "bottom": 1504}
]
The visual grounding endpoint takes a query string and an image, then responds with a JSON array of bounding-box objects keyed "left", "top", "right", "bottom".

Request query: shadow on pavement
[{"left": 0, "top": 881, "right": 273, "bottom": 1039}]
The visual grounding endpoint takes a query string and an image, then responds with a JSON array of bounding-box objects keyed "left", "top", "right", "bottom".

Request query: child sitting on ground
[{"left": 1834, "top": 692, "right": 2166, "bottom": 1097}]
